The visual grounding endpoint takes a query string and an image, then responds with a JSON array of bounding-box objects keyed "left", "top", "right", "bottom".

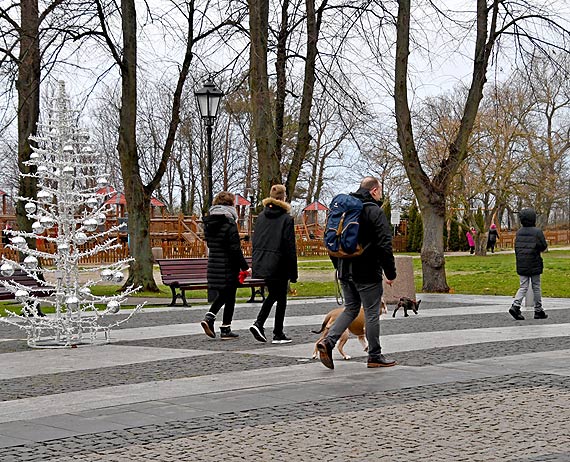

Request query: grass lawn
[
  {"left": 415, "top": 249, "right": 570, "bottom": 298},
  {"left": 1, "top": 249, "right": 568, "bottom": 315}
]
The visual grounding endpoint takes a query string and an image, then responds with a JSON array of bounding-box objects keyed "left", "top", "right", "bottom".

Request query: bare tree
[
  {"left": 394, "top": 0, "right": 570, "bottom": 292},
  {"left": 93, "top": 0, "right": 244, "bottom": 290}
]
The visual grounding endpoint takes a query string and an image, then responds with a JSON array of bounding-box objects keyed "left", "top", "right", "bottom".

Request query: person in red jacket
[{"left": 317, "top": 176, "right": 397, "bottom": 370}]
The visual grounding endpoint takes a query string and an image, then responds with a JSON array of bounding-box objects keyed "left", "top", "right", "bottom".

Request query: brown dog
[
  {"left": 312, "top": 307, "right": 367, "bottom": 360},
  {"left": 392, "top": 297, "right": 421, "bottom": 317}
]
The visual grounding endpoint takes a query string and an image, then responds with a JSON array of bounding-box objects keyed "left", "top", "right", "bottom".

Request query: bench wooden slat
[
  {"left": 157, "top": 257, "right": 265, "bottom": 307},
  {"left": 0, "top": 270, "right": 52, "bottom": 300}
]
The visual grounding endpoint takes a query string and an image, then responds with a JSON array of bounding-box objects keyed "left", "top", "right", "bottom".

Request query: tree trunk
[
  {"left": 248, "top": 0, "right": 279, "bottom": 199},
  {"left": 273, "top": 0, "right": 289, "bottom": 167},
  {"left": 117, "top": 0, "right": 158, "bottom": 291},
  {"left": 16, "top": 0, "right": 40, "bottom": 243},
  {"left": 395, "top": 0, "right": 498, "bottom": 292},
  {"left": 285, "top": 0, "right": 327, "bottom": 201},
  {"left": 420, "top": 201, "right": 449, "bottom": 292}
]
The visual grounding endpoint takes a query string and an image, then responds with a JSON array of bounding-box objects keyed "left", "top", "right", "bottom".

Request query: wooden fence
[{"left": 2, "top": 228, "right": 568, "bottom": 265}]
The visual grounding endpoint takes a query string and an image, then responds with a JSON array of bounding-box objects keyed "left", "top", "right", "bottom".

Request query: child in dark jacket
[{"left": 508, "top": 208, "right": 548, "bottom": 321}]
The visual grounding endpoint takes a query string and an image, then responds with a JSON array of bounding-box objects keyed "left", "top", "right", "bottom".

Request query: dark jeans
[
  {"left": 208, "top": 285, "right": 238, "bottom": 325},
  {"left": 255, "top": 279, "right": 288, "bottom": 335},
  {"left": 326, "top": 279, "right": 384, "bottom": 359}
]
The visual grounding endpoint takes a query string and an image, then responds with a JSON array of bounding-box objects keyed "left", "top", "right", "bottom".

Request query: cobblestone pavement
[{"left": 0, "top": 294, "right": 569, "bottom": 461}]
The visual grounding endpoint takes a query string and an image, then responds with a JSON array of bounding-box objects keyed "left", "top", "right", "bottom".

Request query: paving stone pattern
[{"left": 2, "top": 373, "right": 569, "bottom": 461}]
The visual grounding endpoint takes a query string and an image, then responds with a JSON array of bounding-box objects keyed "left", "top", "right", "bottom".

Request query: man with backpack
[{"left": 317, "top": 176, "right": 397, "bottom": 370}]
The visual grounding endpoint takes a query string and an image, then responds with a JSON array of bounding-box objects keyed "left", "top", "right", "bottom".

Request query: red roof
[
  {"left": 104, "top": 192, "right": 165, "bottom": 207},
  {"left": 96, "top": 186, "right": 116, "bottom": 195},
  {"left": 234, "top": 193, "right": 251, "bottom": 206},
  {"left": 0, "top": 189, "right": 8, "bottom": 196},
  {"left": 303, "top": 201, "right": 328, "bottom": 211}
]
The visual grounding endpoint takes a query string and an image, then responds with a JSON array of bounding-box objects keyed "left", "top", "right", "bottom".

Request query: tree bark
[
  {"left": 285, "top": 0, "right": 327, "bottom": 201},
  {"left": 16, "top": 0, "right": 40, "bottom": 243},
  {"left": 116, "top": 0, "right": 158, "bottom": 291},
  {"left": 248, "top": 0, "right": 279, "bottom": 200}
]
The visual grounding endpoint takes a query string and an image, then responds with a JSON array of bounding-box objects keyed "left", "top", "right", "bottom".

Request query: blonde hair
[{"left": 270, "top": 184, "right": 286, "bottom": 201}]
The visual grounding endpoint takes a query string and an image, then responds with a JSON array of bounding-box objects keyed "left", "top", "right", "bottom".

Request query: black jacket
[
  {"left": 252, "top": 198, "right": 298, "bottom": 282},
  {"left": 515, "top": 208, "right": 547, "bottom": 276},
  {"left": 487, "top": 228, "right": 499, "bottom": 244},
  {"left": 203, "top": 210, "right": 249, "bottom": 290},
  {"left": 333, "top": 188, "right": 396, "bottom": 284}
]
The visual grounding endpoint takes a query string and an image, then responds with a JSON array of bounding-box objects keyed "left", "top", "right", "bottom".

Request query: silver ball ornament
[
  {"left": 106, "top": 300, "right": 120, "bottom": 314},
  {"left": 15, "top": 289, "right": 29, "bottom": 301},
  {"left": 101, "top": 269, "right": 113, "bottom": 281},
  {"left": 74, "top": 232, "right": 88, "bottom": 245},
  {"left": 32, "top": 222, "right": 45, "bottom": 235},
  {"left": 22, "top": 255, "right": 38, "bottom": 269},
  {"left": 11, "top": 236, "right": 27, "bottom": 250},
  {"left": 112, "top": 271, "right": 124, "bottom": 283},
  {"left": 0, "top": 263, "right": 15, "bottom": 277},
  {"left": 86, "top": 197, "right": 99, "bottom": 209},
  {"left": 65, "top": 296, "right": 80, "bottom": 310},
  {"left": 83, "top": 218, "right": 98, "bottom": 232},
  {"left": 25, "top": 202, "right": 37, "bottom": 214}
]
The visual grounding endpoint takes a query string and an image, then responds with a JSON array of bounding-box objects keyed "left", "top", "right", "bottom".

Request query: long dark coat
[{"left": 203, "top": 213, "right": 249, "bottom": 290}]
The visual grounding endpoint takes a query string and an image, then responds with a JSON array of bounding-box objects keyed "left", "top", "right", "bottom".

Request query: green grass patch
[{"left": 413, "top": 249, "right": 570, "bottom": 297}]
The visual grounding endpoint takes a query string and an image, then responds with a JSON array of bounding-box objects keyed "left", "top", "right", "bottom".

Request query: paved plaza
[{"left": 0, "top": 293, "right": 569, "bottom": 461}]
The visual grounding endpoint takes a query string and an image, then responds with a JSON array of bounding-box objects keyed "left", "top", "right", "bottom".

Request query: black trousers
[
  {"left": 255, "top": 279, "right": 288, "bottom": 335},
  {"left": 208, "top": 285, "right": 238, "bottom": 325}
]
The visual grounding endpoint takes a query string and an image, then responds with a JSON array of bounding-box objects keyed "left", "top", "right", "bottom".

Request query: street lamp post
[{"left": 194, "top": 78, "right": 224, "bottom": 211}]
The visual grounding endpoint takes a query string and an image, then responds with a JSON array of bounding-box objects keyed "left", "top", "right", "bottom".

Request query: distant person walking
[
  {"left": 250, "top": 184, "right": 298, "bottom": 344},
  {"left": 486, "top": 223, "right": 499, "bottom": 253},
  {"left": 508, "top": 208, "right": 548, "bottom": 321},
  {"left": 317, "top": 176, "right": 397, "bottom": 370},
  {"left": 466, "top": 227, "right": 476, "bottom": 254},
  {"left": 200, "top": 192, "right": 250, "bottom": 339}
]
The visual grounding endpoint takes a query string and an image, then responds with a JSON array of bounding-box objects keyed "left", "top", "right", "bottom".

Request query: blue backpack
[{"left": 324, "top": 194, "right": 366, "bottom": 258}]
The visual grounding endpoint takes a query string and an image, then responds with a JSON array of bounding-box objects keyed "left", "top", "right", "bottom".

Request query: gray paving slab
[
  {"left": 0, "top": 293, "right": 568, "bottom": 460},
  {"left": 0, "top": 345, "right": 220, "bottom": 379},
  {"left": 28, "top": 414, "right": 127, "bottom": 434}
]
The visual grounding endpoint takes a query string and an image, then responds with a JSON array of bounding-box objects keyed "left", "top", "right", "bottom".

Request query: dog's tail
[
  {"left": 311, "top": 315, "right": 331, "bottom": 334},
  {"left": 311, "top": 321, "right": 326, "bottom": 334}
]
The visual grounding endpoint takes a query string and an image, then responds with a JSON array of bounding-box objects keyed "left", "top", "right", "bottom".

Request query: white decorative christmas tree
[{"left": 0, "top": 81, "right": 143, "bottom": 348}]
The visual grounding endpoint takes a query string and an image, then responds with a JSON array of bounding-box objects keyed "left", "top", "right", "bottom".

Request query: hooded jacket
[
  {"left": 252, "top": 197, "right": 298, "bottom": 282},
  {"left": 333, "top": 188, "right": 396, "bottom": 284},
  {"left": 514, "top": 208, "right": 548, "bottom": 276},
  {"left": 203, "top": 205, "right": 249, "bottom": 290}
]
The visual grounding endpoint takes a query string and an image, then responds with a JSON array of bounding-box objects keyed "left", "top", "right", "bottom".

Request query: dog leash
[{"left": 334, "top": 268, "right": 344, "bottom": 305}]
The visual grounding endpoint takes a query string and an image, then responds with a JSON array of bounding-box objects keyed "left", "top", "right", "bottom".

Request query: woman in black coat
[
  {"left": 200, "top": 192, "right": 250, "bottom": 339},
  {"left": 249, "top": 184, "right": 298, "bottom": 344},
  {"left": 486, "top": 223, "right": 499, "bottom": 253}
]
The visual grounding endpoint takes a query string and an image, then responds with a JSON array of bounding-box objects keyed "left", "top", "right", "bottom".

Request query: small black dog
[{"left": 392, "top": 297, "right": 421, "bottom": 317}]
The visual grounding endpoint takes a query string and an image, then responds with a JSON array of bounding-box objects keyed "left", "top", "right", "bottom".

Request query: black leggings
[
  {"left": 255, "top": 279, "right": 288, "bottom": 335},
  {"left": 208, "top": 285, "right": 238, "bottom": 325}
]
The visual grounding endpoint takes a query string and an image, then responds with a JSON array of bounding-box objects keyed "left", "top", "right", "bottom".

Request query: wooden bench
[
  {"left": 157, "top": 257, "right": 266, "bottom": 307},
  {"left": 0, "top": 269, "right": 53, "bottom": 301}
]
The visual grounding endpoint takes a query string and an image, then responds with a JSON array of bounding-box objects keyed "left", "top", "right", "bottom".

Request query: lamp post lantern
[{"left": 194, "top": 78, "right": 224, "bottom": 211}]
